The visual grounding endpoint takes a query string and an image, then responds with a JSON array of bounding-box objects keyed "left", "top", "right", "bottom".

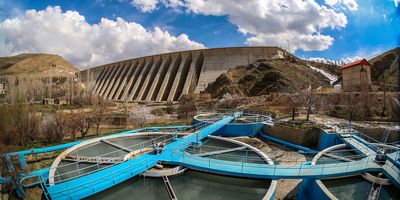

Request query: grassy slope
[
  {"left": 368, "top": 47, "right": 399, "bottom": 86},
  {"left": 0, "top": 53, "right": 79, "bottom": 76}
]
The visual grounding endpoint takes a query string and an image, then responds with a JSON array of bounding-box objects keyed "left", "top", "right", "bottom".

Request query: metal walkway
[
  {"left": 12, "top": 114, "right": 400, "bottom": 200},
  {"left": 164, "top": 151, "right": 380, "bottom": 179},
  {"left": 164, "top": 134, "right": 400, "bottom": 187},
  {"left": 44, "top": 112, "right": 242, "bottom": 200}
]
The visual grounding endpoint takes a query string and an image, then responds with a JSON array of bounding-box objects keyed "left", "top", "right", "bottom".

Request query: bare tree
[
  {"left": 0, "top": 104, "right": 41, "bottom": 145},
  {"left": 0, "top": 144, "right": 26, "bottom": 199},
  {"left": 65, "top": 115, "right": 79, "bottom": 141},
  {"left": 41, "top": 112, "right": 67, "bottom": 143},
  {"left": 340, "top": 94, "right": 366, "bottom": 124},
  {"left": 314, "top": 94, "right": 333, "bottom": 116},
  {"left": 286, "top": 93, "right": 301, "bottom": 121},
  {"left": 71, "top": 110, "right": 94, "bottom": 138},
  {"left": 299, "top": 87, "right": 317, "bottom": 121},
  {"left": 218, "top": 93, "right": 241, "bottom": 109},
  {"left": 92, "top": 97, "right": 111, "bottom": 136},
  {"left": 178, "top": 94, "right": 197, "bottom": 121},
  {"left": 128, "top": 106, "right": 155, "bottom": 127}
]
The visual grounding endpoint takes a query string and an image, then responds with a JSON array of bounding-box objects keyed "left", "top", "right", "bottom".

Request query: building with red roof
[{"left": 341, "top": 58, "right": 371, "bottom": 92}]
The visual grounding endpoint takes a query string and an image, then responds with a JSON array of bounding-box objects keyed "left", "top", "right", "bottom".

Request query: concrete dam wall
[{"left": 81, "top": 47, "right": 286, "bottom": 102}]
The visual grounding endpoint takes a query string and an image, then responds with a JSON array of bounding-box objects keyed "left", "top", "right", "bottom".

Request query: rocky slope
[
  {"left": 368, "top": 47, "right": 399, "bottom": 89},
  {"left": 205, "top": 58, "right": 331, "bottom": 98}
]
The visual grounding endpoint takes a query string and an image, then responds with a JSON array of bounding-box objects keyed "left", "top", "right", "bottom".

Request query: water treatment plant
[{"left": 2, "top": 110, "right": 399, "bottom": 200}]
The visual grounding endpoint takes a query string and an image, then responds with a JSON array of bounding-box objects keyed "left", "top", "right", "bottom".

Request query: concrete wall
[
  {"left": 261, "top": 125, "right": 320, "bottom": 149},
  {"left": 80, "top": 47, "right": 286, "bottom": 102},
  {"left": 352, "top": 125, "right": 400, "bottom": 143},
  {"left": 342, "top": 64, "right": 371, "bottom": 92}
]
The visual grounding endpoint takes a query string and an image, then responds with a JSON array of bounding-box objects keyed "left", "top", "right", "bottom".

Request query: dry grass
[{"left": 0, "top": 53, "right": 78, "bottom": 77}]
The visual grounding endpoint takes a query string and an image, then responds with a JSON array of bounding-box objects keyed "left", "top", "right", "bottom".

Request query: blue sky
[{"left": 0, "top": 0, "right": 399, "bottom": 69}]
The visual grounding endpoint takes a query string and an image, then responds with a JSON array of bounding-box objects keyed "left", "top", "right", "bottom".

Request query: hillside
[
  {"left": 205, "top": 59, "right": 331, "bottom": 98},
  {"left": 368, "top": 47, "right": 399, "bottom": 88},
  {"left": 0, "top": 53, "right": 79, "bottom": 77}
]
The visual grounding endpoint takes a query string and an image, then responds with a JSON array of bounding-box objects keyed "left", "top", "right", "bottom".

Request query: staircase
[
  {"left": 249, "top": 124, "right": 265, "bottom": 138},
  {"left": 162, "top": 176, "right": 177, "bottom": 200},
  {"left": 380, "top": 124, "right": 392, "bottom": 143}
]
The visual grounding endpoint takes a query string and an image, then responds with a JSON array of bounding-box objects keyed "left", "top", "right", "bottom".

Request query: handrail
[
  {"left": 48, "top": 134, "right": 174, "bottom": 185},
  {"left": 7, "top": 126, "right": 190, "bottom": 157},
  {"left": 49, "top": 112, "right": 239, "bottom": 185}
]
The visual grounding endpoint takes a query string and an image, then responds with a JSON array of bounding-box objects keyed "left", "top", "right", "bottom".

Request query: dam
[{"left": 80, "top": 47, "right": 287, "bottom": 102}]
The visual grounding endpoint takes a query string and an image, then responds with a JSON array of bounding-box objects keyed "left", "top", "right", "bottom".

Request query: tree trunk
[
  {"left": 292, "top": 108, "right": 295, "bottom": 120},
  {"left": 349, "top": 112, "right": 353, "bottom": 126},
  {"left": 96, "top": 124, "right": 100, "bottom": 137},
  {"left": 306, "top": 112, "right": 310, "bottom": 121}
]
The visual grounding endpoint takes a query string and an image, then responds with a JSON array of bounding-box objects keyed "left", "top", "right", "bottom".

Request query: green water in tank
[
  {"left": 322, "top": 175, "right": 400, "bottom": 200},
  {"left": 85, "top": 170, "right": 271, "bottom": 200}
]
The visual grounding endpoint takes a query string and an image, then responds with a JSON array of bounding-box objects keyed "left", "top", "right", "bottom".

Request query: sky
[{"left": 0, "top": 0, "right": 399, "bottom": 69}]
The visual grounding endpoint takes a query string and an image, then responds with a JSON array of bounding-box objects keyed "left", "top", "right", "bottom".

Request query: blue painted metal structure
[
  {"left": 2, "top": 126, "right": 189, "bottom": 199},
  {"left": 41, "top": 112, "right": 241, "bottom": 199},
  {"left": 193, "top": 111, "right": 271, "bottom": 137},
  {"left": 259, "top": 131, "right": 318, "bottom": 153},
  {"left": 3, "top": 112, "right": 400, "bottom": 200}
]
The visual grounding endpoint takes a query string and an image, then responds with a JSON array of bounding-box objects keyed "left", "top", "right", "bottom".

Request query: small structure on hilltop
[{"left": 341, "top": 59, "right": 372, "bottom": 92}]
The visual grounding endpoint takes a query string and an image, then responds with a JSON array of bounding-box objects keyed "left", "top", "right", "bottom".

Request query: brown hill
[
  {"left": 368, "top": 47, "right": 399, "bottom": 90},
  {"left": 205, "top": 58, "right": 331, "bottom": 98},
  {"left": 0, "top": 53, "right": 79, "bottom": 77}
]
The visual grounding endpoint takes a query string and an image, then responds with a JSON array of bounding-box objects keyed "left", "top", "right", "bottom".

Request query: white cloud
[
  {"left": 0, "top": 6, "right": 205, "bottom": 69},
  {"left": 136, "top": 0, "right": 348, "bottom": 52},
  {"left": 325, "top": 0, "right": 358, "bottom": 11},
  {"left": 130, "top": 0, "right": 159, "bottom": 12},
  {"left": 393, "top": 0, "right": 399, "bottom": 7}
]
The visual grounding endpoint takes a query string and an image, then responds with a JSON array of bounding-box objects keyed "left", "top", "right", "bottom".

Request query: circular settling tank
[
  {"left": 194, "top": 111, "right": 272, "bottom": 137},
  {"left": 299, "top": 144, "right": 400, "bottom": 200},
  {"left": 49, "top": 132, "right": 277, "bottom": 200}
]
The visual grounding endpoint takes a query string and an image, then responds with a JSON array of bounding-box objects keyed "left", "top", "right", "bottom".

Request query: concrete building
[
  {"left": 341, "top": 59, "right": 372, "bottom": 92},
  {"left": 81, "top": 47, "right": 288, "bottom": 102}
]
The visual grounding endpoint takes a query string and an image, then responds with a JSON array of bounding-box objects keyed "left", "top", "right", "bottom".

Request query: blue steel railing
[
  {"left": 185, "top": 144, "right": 366, "bottom": 164},
  {"left": 30, "top": 140, "right": 400, "bottom": 199},
  {"left": 12, "top": 111, "right": 400, "bottom": 199},
  {"left": 196, "top": 109, "right": 272, "bottom": 124},
  {"left": 42, "top": 112, "right": 241, "bottom": 199},
  {"left": 47, "top": 154, "right": 155, "bottom": 200},
  {"left": 21, "top": 115, "right": 229, "bottom": 188},
  {"left": 167, "top": 149, "right": 386, "bottom": 178},
  {"left": 22, "top": 133, "right": 176, "bottom": 187},
  {"left": 8, "top": 126, "right": 189, "bottom": 157},
  {"left": 44, "top": 148, "right": 387, "bottom": 200}
]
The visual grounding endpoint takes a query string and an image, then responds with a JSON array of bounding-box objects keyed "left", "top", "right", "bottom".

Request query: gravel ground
[{"left": 231, "top": 137, "right": 309, "bottom": 200}]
